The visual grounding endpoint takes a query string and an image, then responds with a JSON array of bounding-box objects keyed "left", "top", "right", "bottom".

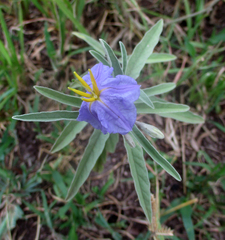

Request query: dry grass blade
[{"left": 149, "top": 195, "right": 174, "bottom": 238}]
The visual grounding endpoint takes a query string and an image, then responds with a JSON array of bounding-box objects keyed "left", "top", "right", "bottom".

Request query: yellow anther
[
  {"left": 88, "top": 69, "right": 100, "bottom": 95},
  {"left": 69, "top": 69, "right": 101, "bottom": 103},
  {"left": 68, "top": 87, "right": 92, "bottom": 98},
  {"left": 73, "top": 71, "right": 92, "bottom": 92},
  {"left": 81, "top": 97, "right": 96, "bottom": 102}
]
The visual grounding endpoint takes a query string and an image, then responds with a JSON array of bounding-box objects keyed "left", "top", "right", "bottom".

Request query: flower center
[{"left": 68, "top": 69, "right": 100, "bottom": 102}]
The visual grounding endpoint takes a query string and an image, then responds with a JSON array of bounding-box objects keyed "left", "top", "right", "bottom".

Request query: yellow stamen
[
  {"left": 88, "top": 69, "right": 100, "bottom": 95},
  {"left": 73, "top": 71, "right": 92, "bottom": 92},
  {"left": 69, "top": 69, "right": 102, "bottom": 103},
  {"left": 68, "top": 87, "right": 92, "bottom": 98},
  {"left": 81, "top": 97, "right": 96, "bottom": 102}
]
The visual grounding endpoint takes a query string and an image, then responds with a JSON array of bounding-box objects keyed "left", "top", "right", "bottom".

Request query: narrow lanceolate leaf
[
  {"left": 146, "top": 53, "right": 177, "bottom": 64},
  {"left": 99, "top": 39, "right": 123, "bottom": 76},
  {"left": 139, "top": 89, "right": 154, "bottom": 109},
  {"left": 135, "top": 101, "right": 189, "bottom": 114},
  {"left": 12, "top": 111, "right": 79, "bottom": 122},
  {"left": 126, "top": 19, "right": 163, "bottom": 79},
  {"left": 124, "top": 133, "right": 136, "bottom": 148},
  {"left": 131, "top": 125, "right": 181, "bottom": 181},
  {"left": 148, "top": 96, "right": 203, "bottom": 123},
  {"left": 105, "top": 133, "right": 119, "bottom": 153},
  {"left": 73, "top": 32, "right": 104, "bottom": 55},
  {"left": 143, "top": 83, "right": 176, "bottom": 96},
  {"left": 159, "top": 111, "right": 204, "bottom": 124},
  {"left": 119, "top": 41, "right": 128, "bottom": 73},
  {"left": 89, "top": 50, "right": 110, "bottom": 66},
  {"left": 149, "top": 96, "right": 167, "bottom": 103},
  {"left": 66, "top": 130, "right": 109, "bottom": 201},
  {"left": 124, "top": 136, "right": 152, "bottom": 223},
  {"left": 51, "top": 121, "right": 87, "bottom": 153},
  {"left": 34, "top": 86, "right": 82, "bottom": 108}
]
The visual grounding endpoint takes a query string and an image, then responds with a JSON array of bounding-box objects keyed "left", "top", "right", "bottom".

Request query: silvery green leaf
[
  {"left": 135, "top": 101, "right": 189, "bottom": 114},
  {"left": 139, "top": 89, "right": 154, "bottom": 109},
  {"left": 124, "top": 133, "right": 136, "bottom": 148},
  {"left": 143, "top": 83, "right": 176, "bottom": 97},
  {"left": 34, "top": 86, "right": 82, "bottom": 108},
  {"left": 51, "top": 121, "right": 87, "bottom": 153},
  {"left": 72, "top": 32, "right": 104, "bottom": 55},
  {"left": 119, "top": 41, "right": 128, "bottom": 73},
  {"left": 99, "top": 39, "right": 123, "bottom": 76},
  {"left": 150, "top": 96, "right": 168, "bottom": 103},
  {"left": 93, "top": 148, "right": 107, "bottom": 172},
  {"left": 66, "top": 130, "right": 109, "bottom": 201},
  {"left": 126, "top": 19, "right": 163, "bottom": 79},
  {"left": 124, "top": 136, "right": 152, "bottom": 223},
  {"left": 89, "top": 50, "right": 110, "bottom": 66},
  {"left": 136, "top": 121, "right": 164, "bottom": 139},
  {"left": 146, "top": 53, "right": 177, "bottom": 64},
  {"left": 159, "top": 111, "right": 204, "bottom": 124},
  {"left": 105, "top": 133, "right": 119, "bottom": 153},
  {"left": 12, "top": 111, "right": 79, "bottom": 122},
  {"left": 131, "top": 125, "right": 181, "bottom": 181}
]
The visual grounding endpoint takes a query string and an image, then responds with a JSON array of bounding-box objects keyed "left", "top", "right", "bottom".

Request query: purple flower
[{"left": 68, "top": 63, "right": 140, "bottom": 135}]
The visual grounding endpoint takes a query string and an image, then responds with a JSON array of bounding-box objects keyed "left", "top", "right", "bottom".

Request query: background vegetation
[{"left": 0, "top": 0, "right": 225, "bottom": 239}]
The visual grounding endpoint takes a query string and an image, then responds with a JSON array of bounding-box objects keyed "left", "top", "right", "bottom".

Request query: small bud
[
  {"left": 124, "top": 134, "right": 135, "bottom": 148},
  {"left": 136, "top": 121, "right": 164, "bottom": 139}
]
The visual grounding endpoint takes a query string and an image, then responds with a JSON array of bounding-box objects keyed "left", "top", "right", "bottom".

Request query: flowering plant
[{"left": 13, "top": 20, "right": 203, "bottom": 229}]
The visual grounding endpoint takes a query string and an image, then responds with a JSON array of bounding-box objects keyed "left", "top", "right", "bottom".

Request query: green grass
[{"left": 0, "top": 0, "right": 224, "bottom": 239}]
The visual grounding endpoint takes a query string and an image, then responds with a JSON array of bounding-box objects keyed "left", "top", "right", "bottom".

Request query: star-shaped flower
[{"left": 69, "top": 63, "right": 140, "bottom": 135}]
